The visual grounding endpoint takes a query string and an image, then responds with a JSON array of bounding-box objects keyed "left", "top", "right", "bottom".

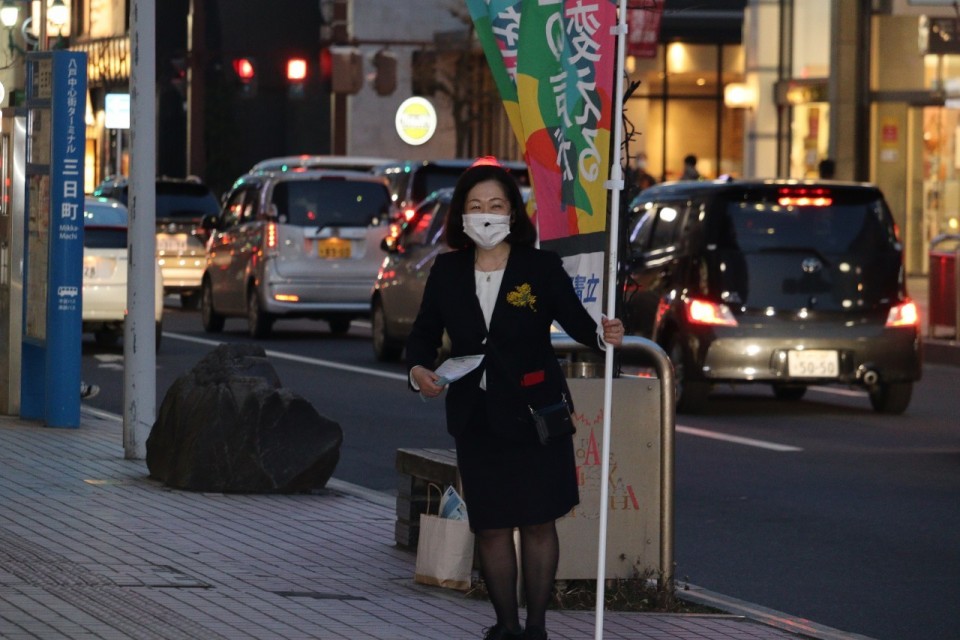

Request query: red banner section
[{"left": 627, "top": 1, "right": 663, "bottom": 59}]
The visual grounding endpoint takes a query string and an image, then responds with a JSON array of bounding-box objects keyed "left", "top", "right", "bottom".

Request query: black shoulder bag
[{"left": 528, "top": 393, "right": 575, "bottom": 446}]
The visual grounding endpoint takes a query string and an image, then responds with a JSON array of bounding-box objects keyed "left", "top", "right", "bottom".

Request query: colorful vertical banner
[
  {"left": 465, "top": 0, "right": 525, "bottom": 150},
  {"left": 468, "top": 0, "right": 617, "bottom": 320},
  {"left": 516, "top": 0, "right": 616, "bottom": 242},
  {"left": 627, "top": 0, "right": 663, "bottom": 59}
]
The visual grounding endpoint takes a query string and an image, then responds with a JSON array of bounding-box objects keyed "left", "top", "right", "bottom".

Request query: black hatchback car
[{"left": 621, "top": 179, "right": 921, "bottom": 414}]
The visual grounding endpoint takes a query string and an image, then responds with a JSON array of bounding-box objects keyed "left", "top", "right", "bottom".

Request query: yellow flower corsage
[{"left": 506, "top": 283, "right": 537, "bottom": 312}]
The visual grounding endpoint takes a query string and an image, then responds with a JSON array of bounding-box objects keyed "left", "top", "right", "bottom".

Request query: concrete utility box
[{"left": 556, "top": 376, "right": 662, "bottom": 580}]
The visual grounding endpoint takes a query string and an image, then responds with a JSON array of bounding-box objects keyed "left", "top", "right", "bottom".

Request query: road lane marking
[
  {"left": 809, "top": 386, "right": 866, "bottom": 398},
  {"left": 676, "top": 425, "right": 803, "bottom": 452},
  {"left": 165, "top": 332, "right": 408, "bottom": 381}
]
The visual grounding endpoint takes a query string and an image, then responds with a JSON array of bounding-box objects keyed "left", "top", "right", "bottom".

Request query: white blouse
[
  {"left": 475, "top": 267, "right": 505, "bottom": 328},
  {"left": 475, "top": 267, "right": 505, "bottom": 389}
]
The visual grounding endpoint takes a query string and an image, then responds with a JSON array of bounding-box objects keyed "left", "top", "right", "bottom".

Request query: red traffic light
[
  {"left": 233, "top": 58, "right": 255, "bottom": 82},
  {"left": 287, "top": 58, "right": 308, "bottom": 82}
]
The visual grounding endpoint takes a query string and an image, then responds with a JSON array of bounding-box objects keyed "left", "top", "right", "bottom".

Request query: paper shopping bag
[{"left": 414, "top": 512, "right": 475, "bottom": 591}]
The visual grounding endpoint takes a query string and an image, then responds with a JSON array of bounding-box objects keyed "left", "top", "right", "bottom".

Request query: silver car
[{"left": 200, "top": 170, "right": 394, "bottom": 338}]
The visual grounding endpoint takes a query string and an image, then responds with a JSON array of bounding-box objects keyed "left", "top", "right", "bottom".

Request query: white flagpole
[{"left": 594, "top": 0, "right": 629, "bottom": 637}]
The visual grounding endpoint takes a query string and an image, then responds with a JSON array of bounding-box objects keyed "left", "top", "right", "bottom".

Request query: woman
[{"left": 407, "top": 160, "right": 624, "bottom": 640}]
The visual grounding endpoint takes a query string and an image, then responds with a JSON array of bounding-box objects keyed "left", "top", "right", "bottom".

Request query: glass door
[{"left": 921, "top": 106, "right": 960, "bottom": 236}]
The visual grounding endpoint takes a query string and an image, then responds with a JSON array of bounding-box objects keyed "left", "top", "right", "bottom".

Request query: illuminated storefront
[{"left": 625, "top": 42, "right": 745, "bottom": 182}]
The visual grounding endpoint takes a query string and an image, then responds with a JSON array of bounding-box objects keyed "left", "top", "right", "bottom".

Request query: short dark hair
[
  {"left": 684, "top": 154, "right": 697, "bottom": 166},
  {"left": 444, "top": 163, "right": 536, "bottom": 249}
]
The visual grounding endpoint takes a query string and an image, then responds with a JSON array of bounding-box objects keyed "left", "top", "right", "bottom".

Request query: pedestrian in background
[
  {"left": 818, "top": 158, "right": 836, "bottom": 179},
  {"left": 406, "top": 159, "right": 624, "bottom": 640},
  {"left": 633, "top": 152, "right": 657, "bottom": 193},
  {"left": 681, "top": 154, "right": 701, "bottom": 180}
]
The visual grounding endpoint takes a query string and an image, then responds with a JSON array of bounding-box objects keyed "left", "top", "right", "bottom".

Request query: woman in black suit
[{"left": 407, "top": 160, "right": 624, "bottom": 640}]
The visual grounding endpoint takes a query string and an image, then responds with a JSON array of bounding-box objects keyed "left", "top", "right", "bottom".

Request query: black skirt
[{"left": 454, "top": 396, "right": 579, "bottom": 531}]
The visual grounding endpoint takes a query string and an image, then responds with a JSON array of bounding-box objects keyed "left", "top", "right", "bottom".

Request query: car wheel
[
  {"left": 328, "top": 317, "right": 351, "bottom": 335},
  {"left": 201, "top": 280, "right": 225, "bottom": 333},
  {"left": 372, "top": 299, "right": 402, "bottom": 362},
  {"left": 772, "top": 383, "right": 807, "bottom": 401},
  {"left": 247, "top": 287, "right": 273, "bottom": 339},
  {"left": 94, "top": 328, "right": 120, "bottom": 347},
  {"left": 669, "top": 339, "right": 709, "bottom": 414},
  {"left": 180, "top": 291, "right": 200, "bottom": 310},
  {"left": 869, "top": 381, "right": 912, "bottom": 414}
]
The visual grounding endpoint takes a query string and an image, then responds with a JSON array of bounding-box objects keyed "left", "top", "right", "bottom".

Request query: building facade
[
  {"left": 2, "top": 0, "right": 952, "bottom": 275},
  {"left": 740, "top": 0, "right": 960, "bottom": 275}
]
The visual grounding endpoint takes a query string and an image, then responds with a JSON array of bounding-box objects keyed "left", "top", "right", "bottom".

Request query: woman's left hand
[{"left": 601, "top": 316, "right": 625, "bottom": 347}]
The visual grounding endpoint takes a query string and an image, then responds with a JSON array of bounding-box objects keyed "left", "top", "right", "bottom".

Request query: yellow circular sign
[{"left": 395, "top": 97, "right": 437, "bottom": 146}]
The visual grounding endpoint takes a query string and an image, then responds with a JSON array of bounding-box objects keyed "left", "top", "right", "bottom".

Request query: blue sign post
[{"left": 20, "top": 51, "right": 87, "bottom": 428}]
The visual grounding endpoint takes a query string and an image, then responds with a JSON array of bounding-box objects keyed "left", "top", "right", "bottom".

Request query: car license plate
[
  {"left": 318, "top": 238, "right": 351, "bottom": 259},
  {"left": 787, "top": 350, "right": 839, "bottom": 377},
  {"left": 157, "top": 234, "right": 189, "bottom": 254}
]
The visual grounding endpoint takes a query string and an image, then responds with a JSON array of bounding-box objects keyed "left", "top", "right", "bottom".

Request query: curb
[
  {"left": 677, "top": 584, "right": 878, "bottom": 640},
  {"left": 923, "top": 337, "right": 960, "bottom": 368}
]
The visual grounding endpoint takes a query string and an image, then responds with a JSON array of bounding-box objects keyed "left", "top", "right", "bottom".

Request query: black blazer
[{"left": 406, "top": 245, "right": 602, "bottom": 442}]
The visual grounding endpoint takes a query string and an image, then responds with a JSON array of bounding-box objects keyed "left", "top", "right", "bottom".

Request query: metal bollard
[{"left": 552, "top": 333, "right": 676, "bottom": 593}]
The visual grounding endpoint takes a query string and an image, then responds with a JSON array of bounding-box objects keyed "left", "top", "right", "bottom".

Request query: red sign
[{"left": 628, "top": 1, "right": 663, "bottom": 59}]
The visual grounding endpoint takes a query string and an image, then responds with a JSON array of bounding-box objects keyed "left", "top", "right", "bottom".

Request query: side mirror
[
  {"left": 381, "top": 234, "right": 400, "bottom": 253},
  {"left": 380, "top": 223, "right": 403, "bottom": 253},
  {"left": 200, "top": 213, "right": 219, "bottom": 231}
]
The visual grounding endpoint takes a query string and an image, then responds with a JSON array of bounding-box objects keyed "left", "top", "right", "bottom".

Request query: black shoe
[
  {"left": 523, "top": 627, "right": 548, "bottom": 640},
  {"left": 482, "top": 623, "right": 524, "bottom": 640}
]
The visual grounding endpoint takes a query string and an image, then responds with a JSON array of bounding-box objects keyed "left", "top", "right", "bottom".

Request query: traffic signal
[
  {"left": 287, "top": 57, "right": 308, "bottom": 99},
  {"left": 411, "top": 50, "right": 436, "bottom": 96},
  {"left": 232, "top": 57, "right": 257, "bottom": 97},
  {"left": 330, "top": 46, "right": 363, "bottom": 95},
  {"left": 373, "top": 50, "right": 397, "bottom": 96}
]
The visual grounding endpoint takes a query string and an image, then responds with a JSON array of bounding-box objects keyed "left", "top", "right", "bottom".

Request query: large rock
[{"left": 147, "top": 343, "right": 343, "bottom": 493}]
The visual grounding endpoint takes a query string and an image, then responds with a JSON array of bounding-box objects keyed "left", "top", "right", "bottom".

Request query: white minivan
[{"left": 200, "top": 170, "right": 394, "bottom": 338}]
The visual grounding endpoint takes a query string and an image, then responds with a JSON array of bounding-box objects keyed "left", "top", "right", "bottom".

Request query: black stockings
[
  {"left": 518, "top": 521, "right": 559, "bottom": 630},
  {"left": 476, "top": 521, "right": 559, "bottom": 633}
]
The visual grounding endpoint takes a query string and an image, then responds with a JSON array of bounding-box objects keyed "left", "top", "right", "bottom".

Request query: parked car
[
  {"left": 373, "top": 158, "right": 529, "bottom": 222},
  {"left": 621, "top": 179, "right": 921, "bottom": 414},
  {"left": 372, "top": 188, "right": 454, "bottom": 361},
  {"left": 201, "top": 169, "right": 394, "bottom": 338},
  {"left": 82, "top": 196, "right": 164, "bottom": 349},
  {"left": 249, "top": 155, "right": 397, "bottom": 174},
  {"left": 93, "top": 176, "right": 221, "bottom": 309}
]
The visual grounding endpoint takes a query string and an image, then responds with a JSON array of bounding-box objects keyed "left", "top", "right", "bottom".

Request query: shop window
[{"left": 666, "top": 43, "right": 717, "bottom": 97}]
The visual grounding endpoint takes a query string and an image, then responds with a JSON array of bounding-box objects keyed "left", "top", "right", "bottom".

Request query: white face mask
[{"left": 463, "top": 213, "right": 510, "bottom": 250}]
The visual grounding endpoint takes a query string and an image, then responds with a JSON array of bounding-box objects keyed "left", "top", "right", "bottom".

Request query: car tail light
[
  {"left": 266, "top": 222, "right": 278, "bottom": 250},
  {"left": 685, "top": 298, "right": 738, "bottom": 326},
  {"left": 403, "top": 208, "right": 416, "bottom": 222},
  {"left": 777, "top": 187, "right": 833, "bottom": 207},
  {"left": 885, "top": 299, "right": 919, "bottom": 327}
]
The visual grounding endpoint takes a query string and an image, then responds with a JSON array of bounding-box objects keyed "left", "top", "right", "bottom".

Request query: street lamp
[
  {"left": 0, "top": 1, "right": 19, "bottom": 28},
  {"left": 47, "top": 0, "right": 65, "bottom": 28}
]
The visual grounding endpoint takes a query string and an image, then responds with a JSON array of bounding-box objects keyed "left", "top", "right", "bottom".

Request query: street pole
[
  {"left": 187, "top": 0, "right": 206, "bottom": 178},
  {"left": 331, "top": 0, "right": 348, "bottom": 154},
  {"left": 125, "top": 0, "right": 157, "bottom": 459}
]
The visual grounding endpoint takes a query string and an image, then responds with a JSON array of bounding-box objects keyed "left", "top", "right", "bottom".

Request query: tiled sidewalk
[{"left": 0, "top": 410, "right": 831, "bottom": 640}]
